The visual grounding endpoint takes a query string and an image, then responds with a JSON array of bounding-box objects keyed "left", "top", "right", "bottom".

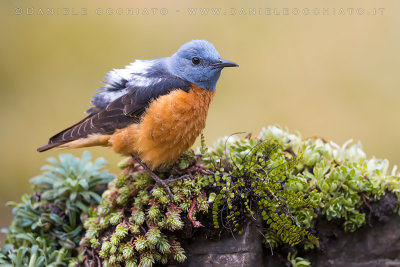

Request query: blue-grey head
[{"left": 168, "top": 40, "right": 238, "bottom": 91}]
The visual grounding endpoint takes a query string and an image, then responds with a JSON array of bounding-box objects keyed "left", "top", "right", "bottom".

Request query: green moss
[{"left": 81, "top": 156, "right": 207, "bottom": 266}]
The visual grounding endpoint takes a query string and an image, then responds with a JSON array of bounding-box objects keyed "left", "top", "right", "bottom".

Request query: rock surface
[
  {"left": 302, "top": 214, "right": 400, "bottom": 267},
  {"left": 179, "top": 219, "right": 264, "bottom": 267}
]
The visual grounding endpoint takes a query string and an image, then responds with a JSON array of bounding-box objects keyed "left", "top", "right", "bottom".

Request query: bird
[{"left": 37, "top": 40, "right": 238, "bottom": 197}]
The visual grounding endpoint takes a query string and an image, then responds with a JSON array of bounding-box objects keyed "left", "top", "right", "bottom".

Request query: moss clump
[
  {"left": 258, "top": 127, "right": 400, "bottom": 233},
  {"left": 0, "top": 152, "right": 113, "bottom": 266},
  {"left": 81, "top": 151, "right": 207, "bottom": 266}
]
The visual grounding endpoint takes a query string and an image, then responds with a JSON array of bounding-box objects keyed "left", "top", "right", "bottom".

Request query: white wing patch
[
  {"left": 103, "top": 59, "right": 154, "bottom": 90},
  {"left": 130, "top": 76, "right": 162, "bottom": 87},
  {"left": 125, "top": 59, "right": 153, "bottom": 75}
]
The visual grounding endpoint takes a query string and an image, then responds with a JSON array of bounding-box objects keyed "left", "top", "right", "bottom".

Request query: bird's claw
[
  {"left": 152, "top": 174, "right": 191, "bottom": 199},
  {"left": 131, "top": 155, "right": 190, "bottom": 200}
]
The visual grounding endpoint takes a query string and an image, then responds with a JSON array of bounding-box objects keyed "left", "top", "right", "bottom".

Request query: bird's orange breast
[{"left": 110, "top": 85, "right": 215, "bottom": 169}]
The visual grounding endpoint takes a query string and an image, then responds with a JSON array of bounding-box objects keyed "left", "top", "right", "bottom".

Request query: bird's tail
[
  {"left": 37, "top": 134, "right": 110, "bottom": 152},
  {"left": 37, "top": 142, "right": 65, "bottom": 152}
]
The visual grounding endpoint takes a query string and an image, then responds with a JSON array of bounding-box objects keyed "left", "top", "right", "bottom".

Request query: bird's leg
[
  {"left": 131, "top": 155, "right": 174, "bottom": 198},
  {"left": 131, "top": 155, "right": 190, "bottom": 199}
]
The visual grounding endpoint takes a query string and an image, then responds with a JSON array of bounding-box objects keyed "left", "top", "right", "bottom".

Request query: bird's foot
[{"left": 131, "top": 155, "right": 190, "bottom": 199}]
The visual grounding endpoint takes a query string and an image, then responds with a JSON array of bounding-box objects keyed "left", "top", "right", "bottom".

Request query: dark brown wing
[
  {"left": 37, "top": 95, "right": 140, "bottom": 152},
  {"left": 37, "top": 77, "right": 192, "bottom": 152}
]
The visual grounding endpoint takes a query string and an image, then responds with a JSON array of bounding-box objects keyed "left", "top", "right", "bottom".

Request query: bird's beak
[{"left": 211, "top": 60, "right": 239, "bottom": 68}]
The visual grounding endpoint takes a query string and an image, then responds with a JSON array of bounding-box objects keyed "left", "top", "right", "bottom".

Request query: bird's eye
[{"left": 192, "top": 57, "right": 200, "bottom": 65}]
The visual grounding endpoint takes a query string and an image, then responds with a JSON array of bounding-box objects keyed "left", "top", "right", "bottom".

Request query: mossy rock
[{"left": 1, "top": 126, "right": 400, "bottom": 267}]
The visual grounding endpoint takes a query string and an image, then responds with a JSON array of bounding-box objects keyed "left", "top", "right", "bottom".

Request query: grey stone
[
  {"left": 178, "top": 219, "right": 263, "bottom": 267},
  {"left": 308, "top": 214, "right": 400, "bottom": 267}
]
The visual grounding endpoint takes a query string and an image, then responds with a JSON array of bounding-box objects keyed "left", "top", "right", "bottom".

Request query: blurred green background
[{"left": 1, "top": 0, "right": 400, "bottom": 240}]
